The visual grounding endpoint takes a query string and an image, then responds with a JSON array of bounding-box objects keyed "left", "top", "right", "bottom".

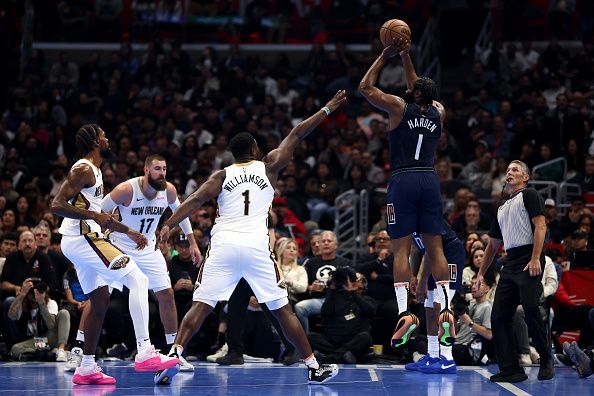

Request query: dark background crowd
[{"left": 0, "top": 0, "right": 593, "bottom": 366}]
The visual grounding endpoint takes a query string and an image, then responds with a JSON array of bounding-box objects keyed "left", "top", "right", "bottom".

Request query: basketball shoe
[
  {"left": 308, "top": 364, "right": 339, "bottom": 384},
  {"left": 134, "top": 345, "right": 179, "bottom": 372},
  {"left": 437, "top": 308, "right": 456, "bottom": 347},
  {"left": 391, "top": 311, "right": 420, "bottom": 348},
  {"left": 73, "top": 364, "right": 116, "bottom": 385}
]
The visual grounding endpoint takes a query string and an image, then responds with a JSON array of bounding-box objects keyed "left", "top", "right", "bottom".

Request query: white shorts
[
  {"left": 61, "top": 233, "right": 138, "bottom": 295},
  {"left": 108, "top": 236, "right": 171, "bottom": 292},
  {"left": 193, "top": 232, "right": 288, "bottom": 307}
]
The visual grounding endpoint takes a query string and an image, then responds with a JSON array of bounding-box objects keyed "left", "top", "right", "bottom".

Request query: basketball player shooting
[
  {"left": 358, "top": 39, "right": 456, "bottom": 349},
  {"left": 155, "top": 90, "right": 347, "bottom": 385}
]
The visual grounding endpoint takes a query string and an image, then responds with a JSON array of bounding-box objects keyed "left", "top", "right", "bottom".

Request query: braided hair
[
  {"left": 75, "top": 124, "right": 101, "bottom": 158},
  {"left": 412, "top": 77, "right": 437, "bottom": 107}
]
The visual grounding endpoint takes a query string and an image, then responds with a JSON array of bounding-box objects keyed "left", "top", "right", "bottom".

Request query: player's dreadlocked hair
[
  {"left": 75, "top": 124, "right": 101, "bottom": 158},
  {"left": 228, "top": 132, "right": 257, "bottom": 160},
  {"left": 412, "top": 77, "right": 437, "bottom": 107}
]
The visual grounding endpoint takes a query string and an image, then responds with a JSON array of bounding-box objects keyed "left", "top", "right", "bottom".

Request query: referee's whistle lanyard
[{"left": 508, "top": 187, "right": 527, "bottom": 199}]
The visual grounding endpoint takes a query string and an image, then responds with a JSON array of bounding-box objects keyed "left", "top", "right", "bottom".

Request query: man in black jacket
[{"left": 308, "top": 267, "right": 377, "bottom": 364}]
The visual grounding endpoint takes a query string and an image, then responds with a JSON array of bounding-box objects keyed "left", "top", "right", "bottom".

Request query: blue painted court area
[{"left": 0, "top": 361, "right": 588, "bottom": 395}]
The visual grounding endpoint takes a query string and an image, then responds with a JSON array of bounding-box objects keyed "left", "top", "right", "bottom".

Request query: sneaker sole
[
  {"left": 154, "top": 364, "right": 181, "bottom": 385},
  {"left": 308, "top": 367, "right": 339, "bottom": 384},
  {"left": 391, "top": 324, "right": 417, "bottom": 348},
  {"left": 439, "top": 322, "right": 455, "bottom": 347}
]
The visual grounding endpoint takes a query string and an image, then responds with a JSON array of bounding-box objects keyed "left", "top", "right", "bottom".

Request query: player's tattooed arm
[{"left": 161, "top": 170, "right": 225, "bottom": 240}]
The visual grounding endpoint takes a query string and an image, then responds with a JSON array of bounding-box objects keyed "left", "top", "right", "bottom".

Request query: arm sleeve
[
  {"left": 100, "top": 194, "right": 118, "bottom": 213},
  {"left": 522, "top": 189, "right": 545, "bottom": 219},
  {"left": 169, "top": 197, "right": 193, "bottom": 235}
]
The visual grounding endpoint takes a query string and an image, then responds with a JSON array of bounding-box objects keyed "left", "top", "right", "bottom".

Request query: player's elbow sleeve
[{"left": 101, "top": 194, "right": 117, "bottom": 212}]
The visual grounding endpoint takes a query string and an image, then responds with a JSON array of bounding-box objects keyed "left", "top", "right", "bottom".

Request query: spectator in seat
[
  {"left": 1, "top": 230, "right": 57, "bottom": 345},
  {"left": 544, "top": 199, "right": 563, "bottom": 243},
  {"left": 452, "top": 275, "right": 494, "bottom": 365},
  {"left": 308, "top": 269, "right": 376, "bottom": 364},
  {"left": 169, "top": 234, "right": 200, "bottom": 323},
  {"left": 294, "top": 231, "right": 351, "bottom": 334},
  {"left": 7, "top": 279, "right": 70, "bottom": 362}
]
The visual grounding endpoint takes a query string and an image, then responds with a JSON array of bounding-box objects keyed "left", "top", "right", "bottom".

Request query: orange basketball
[{"left": 379, "top": 19, "right": 411, "bottom": 47}]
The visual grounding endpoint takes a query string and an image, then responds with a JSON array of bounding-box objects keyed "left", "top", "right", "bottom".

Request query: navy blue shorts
[
  {"left": 428, "top": 239, "right": 465, "bottom": 291},
  {"left": 386, "top": 171, "right": 443, "bottom": 238}
]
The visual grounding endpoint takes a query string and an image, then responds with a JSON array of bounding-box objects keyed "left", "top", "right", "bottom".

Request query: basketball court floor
[{"left": 0, "top": 361, "right": 588, "bottom": 395}]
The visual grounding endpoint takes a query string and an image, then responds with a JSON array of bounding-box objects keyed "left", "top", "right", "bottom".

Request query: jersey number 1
[
  {"left": 414, "top": 134, "right": 424, "bottom": 160},
  {"left": 242, "top": 190, "right": 250, "bottom": 215},
  {"left": 139, "top": 218, "right": 154, "bottom": 234}
]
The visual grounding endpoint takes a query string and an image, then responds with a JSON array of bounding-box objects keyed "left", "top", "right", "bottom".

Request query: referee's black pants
[
  {"left": 227, "top": 278, "right": 294, "bottom": 356},
  {"left": 491, "top": 252, "right": 550, "bottom": 373}
]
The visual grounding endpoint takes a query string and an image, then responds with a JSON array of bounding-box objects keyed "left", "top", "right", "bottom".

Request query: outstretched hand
[{"left": 324, "top": 90, "right": 348, "bottom": 113}]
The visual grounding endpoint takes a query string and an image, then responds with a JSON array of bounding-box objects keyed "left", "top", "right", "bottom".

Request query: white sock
[
  {"left": 166, "top": 332, "right": 177, "bottom": 345},
  {"left": 76, "top": 330, "right": 85, "bottom": 343},
  {"left": 428, "top": 335, "right": 439, "bottom": 358},
  {"left": 124, "top": 265, "right": 150, "bottom": 345},
  {"left": 394, "top": 282, "right": 409, "bottom": 315},
  {"left": 304, "top": 353, "right": 319, "bottom": 369},
  {"left": 81, "top": 354, "right": 95, "bottom": 368},
  {"left": 137, "top": 338, "right": 152, "bottom": 355},
  {"left": 435, "top": 281, "right": 453, "bottom": 311},
  {"left": 441, "top": 344, "right": 453, "bottom": 361}
]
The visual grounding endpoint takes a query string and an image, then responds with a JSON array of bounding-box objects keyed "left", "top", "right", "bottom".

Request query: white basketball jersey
[
  {"left": 109, "top": 177, "right": 169, "bottom": 249},
  {"left": 211, "top": 161, "right": 274, "bottom": 236},
  {"left": 58, "top": 159, "right": 104, "bottom": 236}
]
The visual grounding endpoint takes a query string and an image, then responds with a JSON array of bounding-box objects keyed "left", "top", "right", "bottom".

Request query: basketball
[{"left": 379, "top": 19, "right": 411, "bottom": 47}]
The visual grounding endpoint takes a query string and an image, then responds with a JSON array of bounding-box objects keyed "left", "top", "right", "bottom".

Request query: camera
[
  {"left": 327, "top": 266, "right": 357, "bottom": 288},
  {"left": 29, "top": 277, "right": 47, "bottom": 293},
  {"left": 463, "top": 284, "right": 473, "bottom": 294},
  {"left": 451, "top": 292, "right": 469, "bottom": 317}
]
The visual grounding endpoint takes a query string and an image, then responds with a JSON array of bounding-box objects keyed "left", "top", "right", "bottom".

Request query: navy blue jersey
[{"left": 389, "top": 103, "right": 442, "bottom": 172}]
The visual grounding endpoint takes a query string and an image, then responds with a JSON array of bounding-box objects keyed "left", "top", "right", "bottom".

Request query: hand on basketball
[
  {"left": 381, "top": 45, "right": 399, "bottom": 59},
  {"left": 394, "top": 37, "right": 411, "bottom": 55},
  {"left": 325, "top": 90, "right": 348, "bottom": 113},
  {"left": 523, "top": 258, "right": 542, "bottom": 277},
  {"left": 127, "top": 230, "right": 148, "bottom": 250}
]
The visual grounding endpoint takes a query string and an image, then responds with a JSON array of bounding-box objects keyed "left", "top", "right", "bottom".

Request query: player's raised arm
[
  {"left": 397, "top": 40, "right": 418, "bottom": 91},
  {"left": 160, "top": 170, "right": 226, "bottom": 241},
  {"left": 358, "top": 46, "right": 405, "bottom": 115},
  {"left": 264, "top": 90, "right": 347, "bottom": 173}
]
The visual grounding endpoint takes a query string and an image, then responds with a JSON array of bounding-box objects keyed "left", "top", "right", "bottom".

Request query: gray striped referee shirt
[{"left": 488, "top": 187, "right": 545, "bottom": 253}]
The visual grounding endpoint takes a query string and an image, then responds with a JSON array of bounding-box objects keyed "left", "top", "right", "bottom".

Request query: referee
[{"left": 476, "top": 160, "right": 553, "bottom": 382}]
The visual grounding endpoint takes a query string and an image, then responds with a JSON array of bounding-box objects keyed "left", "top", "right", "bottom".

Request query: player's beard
[{"left": 148, "top": 174, "right": 167, "bottom": 191}]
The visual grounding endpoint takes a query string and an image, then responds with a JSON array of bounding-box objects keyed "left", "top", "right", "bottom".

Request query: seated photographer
[
  {"left": 308, "top": 267, "right": 376, "bottom": 364},
  {"left": 451, "top": 275, "right": 494, "bottom": 366},
  {"left": 7, "top": 278, "right": 70, "bottom": 361}
]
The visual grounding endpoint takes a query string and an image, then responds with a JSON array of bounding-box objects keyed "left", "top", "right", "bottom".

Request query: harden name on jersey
[
  {"left": 406, "top": 117, "right": 437, "bottom": 133},
  {"left": 223, "top": 173, "right": 269, "bottom": 192}
]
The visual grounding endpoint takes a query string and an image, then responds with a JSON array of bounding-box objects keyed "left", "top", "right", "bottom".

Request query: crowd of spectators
[{"left": 0, "top": 2, "right": 594, "bottom": 364}]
